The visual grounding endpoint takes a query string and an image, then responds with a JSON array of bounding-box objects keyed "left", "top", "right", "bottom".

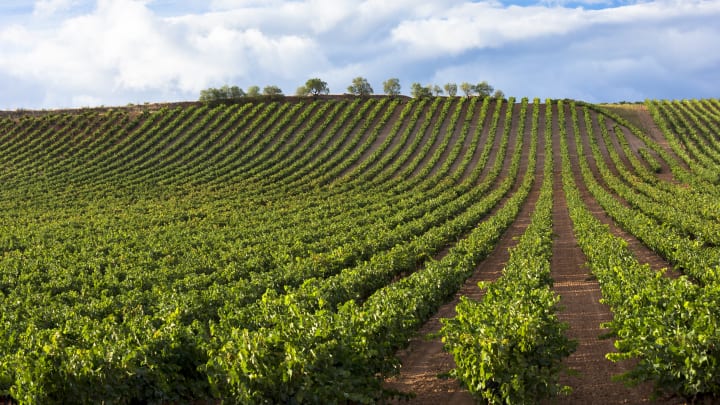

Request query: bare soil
[
  {"left": 385, "top": 102, "right": 688, "bottom": 404},
  {"left": 575, "top": 107, "right": 677, "bottom": 276},
  {"left": 338, "top": 98, "right": 411, "bottom": 178},
  {"left": 384, "top": 101, "right": 539, "bottom": 403},
  {"left": 602, "top": 104, "right": 687, "bottom": 180},
  {"left": 550, "top": 105, "right": 680, "bottom": 404}
]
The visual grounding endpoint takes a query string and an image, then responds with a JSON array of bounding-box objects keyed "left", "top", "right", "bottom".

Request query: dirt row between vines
[
  {"left": 385, "top": 103, "right": 687, "bottom": 404},
  {"left": 384, "top": 100, "right": 539, "bottom": 404},
  {"left": 576, "top": 106, "right": 678, "bottom": 276},
  {"left": 551, "top": 104, "right": 680, "bottom": 404}
]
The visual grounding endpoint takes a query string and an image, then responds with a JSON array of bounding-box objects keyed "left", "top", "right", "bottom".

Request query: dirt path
[
  {"left": 385, "top": 102, "right": 688, "bottom": 404},
  {"left": 427, "top": 99, "right": 468, "bottom": 179},
  {"left": 630, "top": 105, "right": 687, "bottom": 182},
  {"left": 384, "top": 101, "right": 540, "bottom": 403},
  {"left": 471, "top": 101, "right": 506, "bottom": 186},
  {"left": 576, "top": 107, "right": 677, "bottom": 276},
  {"left": 550, "top": 120, "right": 651, "bottom": 403},
  {"left": 546, "top": 103, "right": 637, "bottom": 402},
  {"left": 393, "top": 100, "right": 443, "bottom": 178},
  {"left": 553, "top": 105, "right": 684, "bottom": 404},
  {"left": 603, "top": 104, "right": 688, "bottom": 179},
  {"left": 409, "top": 99, "right": 457, "bottom": 180},
  {"left": 457, "top": 100, "right": 496, "bottom": 183},
  {"left": 446, "top": 99, "right": 481, "bottom": 180},
  {"left": 337, "top": 99, "right": 411, "bottom": 178}
]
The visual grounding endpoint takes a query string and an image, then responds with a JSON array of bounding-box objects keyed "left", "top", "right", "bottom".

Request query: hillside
[{"left": 1, "top": 97, "right": 719, "bottom": 404}]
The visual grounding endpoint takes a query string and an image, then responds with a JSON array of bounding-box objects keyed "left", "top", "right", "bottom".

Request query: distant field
[{"left": 1, "top": 96, "right": 719, "bottom": 404}]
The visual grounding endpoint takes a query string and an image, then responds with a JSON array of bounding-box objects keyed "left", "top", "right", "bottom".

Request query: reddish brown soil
[
  {"left": 447, "top": 100, "right": 483, "bottom": 180},
  {"left": 394, "top": 100, "right": 443, "bottom": 177},
  {"left": 573, "top": 107, "right": 677, "bottom": 276},
  {"left": 338, "top": 98, "right": 411, "bottom": 178},
  {"left": 602, "top": 104, "right": 687, "bottom": 180},
  {"left": 427, "top": 98, "right": 467, "bottom": 179},
  {"left": 550, "top": 105, "right": 680, "bottom": 404},
  {"left": 385, "top": 102, "right": 688, "bottom": 404},
  {"left": 410, "top": 99, "right": 459, "bottom": 180},
  {"left": 458, "top": 101, "right": 495, "bottom": 183},
  {"left": 384, "top": 101, "right": 539, "bottom": 403}
]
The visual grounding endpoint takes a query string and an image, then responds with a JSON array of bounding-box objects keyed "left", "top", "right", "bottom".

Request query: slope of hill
[{"left": 1, "top": 97, "right": 719, "bottom": 404}]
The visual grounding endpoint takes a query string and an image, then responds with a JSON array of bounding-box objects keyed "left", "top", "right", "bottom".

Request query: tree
[
  {"left": 227, "top": 85, "right": 245, "bottom": 98},
  {"left": 199, "top": 88, "right": 220, "bottom": 102},
  {"left": 460, "top": 82, "right": 474, "bottom": 97},
  {"left": 305, "top": 78, "right": 329, "bottom": 96},
  {"left": 444, "top": 83, "right": 458, "bottom": 97},
  {"left": 199, "top": 85, "right": 244, "bottom": 102},
  {"left": 295, "top": 85, "right": 309, "bottom": 96},
  {"left": 493, "top": 89, "right": 505, "bottom": 100},
  {"left": 432, "top": 85, "right": 444, "bottom": 96},
  {"left": 246, "top": 85, "right": 261, "bottom": 97},
  {"left": 347, "top": 76, "right": 373, "bottom": 96},
  {"left": 263, "top": 85, "right": 283, "bottom": 96},
  {"left": 410, "top": 82, "right": 433, "bottom": 98},
  {"left": 474, "top": 81, "right": 494, "bottom": 97},
  {"left": 383, "top": 78, "right": 401, "bottom": 97}
]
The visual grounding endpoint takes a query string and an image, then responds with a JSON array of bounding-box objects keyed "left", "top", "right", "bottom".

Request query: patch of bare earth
[
  {"left": 602, "top": 104, "right": 687, "bottom": 180},
  {"left": 392, "top": 100, "right": 443, "bottom": 179},
  {"left": 384, "top": 101, "right": 539, "bottom": 404},
  {"left": 578, "top": 107, "right": 678, "bottom": 276},
  {"left": 427, "top": 99, "right": 468, "bottom": 179},
  {"left": 385, "top": 102, "right": 690, "bottom": 404},
  {"left": 448, "top": 99, "right": 484, "bottom": 181},
  {"left": 548, "top": 147, "right": 650, "bottom": 404},
  {"left": 337, "top": 99, "right": 411, "bottom": 178},
  {"left": 551, "top": 104, "right": 684, "bottom": 404}
]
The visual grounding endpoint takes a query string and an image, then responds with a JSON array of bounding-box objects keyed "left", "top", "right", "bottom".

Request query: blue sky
[{"left": 0, "top": 0, "right": 718, "bottom": 109}]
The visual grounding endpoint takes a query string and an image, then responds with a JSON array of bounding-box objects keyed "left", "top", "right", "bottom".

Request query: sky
[{"left": 0, "top": 0, "right": 718, "bottom": 109}]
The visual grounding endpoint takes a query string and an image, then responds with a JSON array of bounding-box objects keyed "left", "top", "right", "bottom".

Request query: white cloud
[
  {"left": 0, "top": 0, "right": 718, "bottom": 108},
  {"left": 198, "top": 0, "right": 456, "bottom": 39},
  {"left": 4, "top": 0, "right": 187, "bottom": 91},
  {"left": 71, "top": 94, "right": 103, "bottom": 106},
  {"left": 392, "top": 4, "right": 582, "bottom": 56},
  {"left": 423, "top": 8, "right": 720, "bottom": 103},
  {"left": 539, "top": 0, "right": 620, "bottom": 6},
  {"left": 391, "top": 0, "right": 720, "bottom": 56},
  {"left": 33, "top": 0, "right": 77, "bottom": 16},
  {"left": 0, "top": 0, "right": 328, "bottom": 107}
]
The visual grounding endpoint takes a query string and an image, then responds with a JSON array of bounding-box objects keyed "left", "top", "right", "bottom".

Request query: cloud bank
[{"left": 0, "top": 0, "right": 718, "bottom": 109}]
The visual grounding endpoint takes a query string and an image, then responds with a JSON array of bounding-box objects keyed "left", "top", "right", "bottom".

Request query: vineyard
[{"left": 0, "top": 96, "right": 719, "bottom": 404}]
